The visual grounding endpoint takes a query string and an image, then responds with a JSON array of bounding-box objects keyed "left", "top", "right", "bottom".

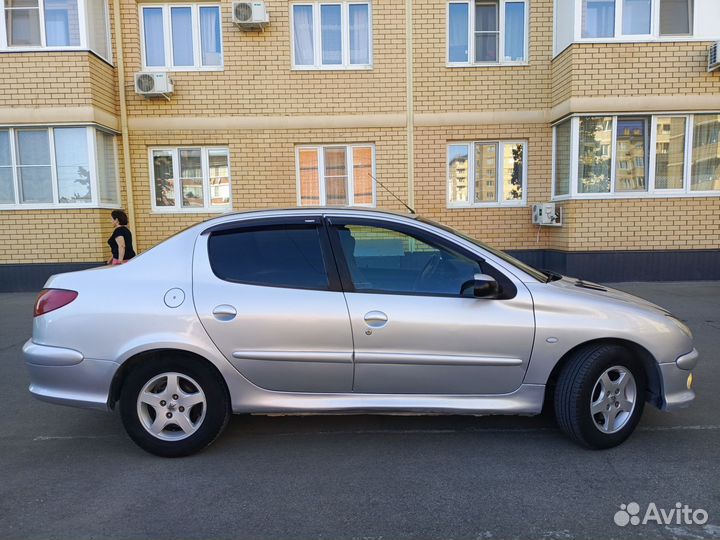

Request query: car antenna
[{"left": 369, "top": 174, "right": 416, "bottom": 215}]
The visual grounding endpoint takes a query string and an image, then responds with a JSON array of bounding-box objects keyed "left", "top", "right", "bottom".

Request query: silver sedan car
[{"left": 23, "top": 208, "right": 698, "bottom": 457}]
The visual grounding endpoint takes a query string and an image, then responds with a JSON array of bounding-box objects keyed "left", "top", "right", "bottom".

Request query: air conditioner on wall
[
  {"left": 232, "top": 1, "right": 269, "bottom": 29},
  {"left": 532, "top": 203, "right": 562, "bottom": 227},
  {"left": 134, "top": 72, "right": 174, "bottom": 97},
  {"left": 709, "top": 42, "right": 720, "bottom": 72}
]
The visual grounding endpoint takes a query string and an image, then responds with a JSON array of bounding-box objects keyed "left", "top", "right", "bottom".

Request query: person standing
[{"left": 107, "top": 210, "right": 136, "bottom": 265}]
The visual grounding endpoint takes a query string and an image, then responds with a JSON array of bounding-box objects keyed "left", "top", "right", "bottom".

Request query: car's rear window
[{"left": 208, "top": 225, "right": 329, "bottom": 290}]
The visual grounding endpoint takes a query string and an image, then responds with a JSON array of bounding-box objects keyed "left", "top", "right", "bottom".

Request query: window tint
[
  {"left": 333, "top": 224, "right": 483, "bottom": 296},
  {"left": 208, "top": 226, "right": 329, "bottom": 290}
]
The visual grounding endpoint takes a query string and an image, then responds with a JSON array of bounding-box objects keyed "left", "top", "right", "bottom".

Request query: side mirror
[{"left": 461, "top": 273, "right": 501, "bottom": 298}]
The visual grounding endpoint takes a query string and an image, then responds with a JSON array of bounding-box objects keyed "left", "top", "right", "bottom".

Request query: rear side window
[{"left": 208, "top": 226, "right": 329, "bottom": 290}]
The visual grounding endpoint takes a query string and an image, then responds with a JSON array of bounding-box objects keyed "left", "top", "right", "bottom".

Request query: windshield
[{"left": 418, "top": 217, "right": 551, "bottom": 283}]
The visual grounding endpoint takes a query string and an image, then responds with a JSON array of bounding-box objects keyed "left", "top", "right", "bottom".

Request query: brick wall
[
  {"left": 121, "top": 0, "right": 406, "bottom": 117},
  {"left": 127, "top": 127, "right": 409, "bottom": 251},
  {"left": 0, "top": 52, "right": 115, "bottom": 112},
  {"left": 413, "top": 0, "right": 553, "bottom": 114},
  {"left": 551, "top": 41, "right": 719, "bottom": 106}
]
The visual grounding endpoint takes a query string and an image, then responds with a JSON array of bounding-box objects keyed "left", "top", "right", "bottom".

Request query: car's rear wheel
[
  {"left": 120, "top": 356, "right": 230, "bottom": 457},
  {"left": 554, "top": 344, "right": 646, "bottom": 449}
]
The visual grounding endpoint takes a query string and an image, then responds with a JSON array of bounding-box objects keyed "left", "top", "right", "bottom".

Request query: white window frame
[
  {"left": 446, "top": 140, "right": 528, "bottom": 208},
  {"left": 551, "top": 112, "right": 720, "bottom": 200},
  {"left": 290, "top": 2, "right": 373, "bottom": 70},
  {"left": 295, "top": 144, "right": 376, "bottom": 207},
  {"left": 0, "top": 0, "right": 112, "bottom": 61},
  {"left": 574, "top": 0, "right": 709, "bottom": 42},
  {"left": 139, "top": 3, "right": 223, "bottom": 71},
  {"left": 0, "top": 125, "right": 120, "bottom": 210},
  {"left": 446, "top": 0, "right": 529, "bottom": 67},
  {"left": 149, "top": 146, "right": 232, "bottom": 213}
]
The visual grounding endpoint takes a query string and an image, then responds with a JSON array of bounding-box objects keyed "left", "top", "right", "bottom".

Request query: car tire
[
  {"left": 119, "top": 356, "right": 230, "bottom": 457},
  {"left": 554, "top": 343, "right": 646, "bottom": 449}
]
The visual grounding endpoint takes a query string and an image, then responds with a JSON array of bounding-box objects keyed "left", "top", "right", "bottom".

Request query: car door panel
[
  {"left": 192, "top": 219, "right": 354, "bottom": 393},
  {"left": 327, "top": 218, "right": 535, "bottom": 395},
  {"left": 346, "top": 291, "right": 534, "bottom": 394}
]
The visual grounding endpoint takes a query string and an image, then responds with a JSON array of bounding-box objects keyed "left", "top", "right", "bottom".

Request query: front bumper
[
  {"left": 658, "top": 348, "right": 699, "bottom": 411},
  {"left": 23, "top": 340, "right": 119, "bottom": 411}
]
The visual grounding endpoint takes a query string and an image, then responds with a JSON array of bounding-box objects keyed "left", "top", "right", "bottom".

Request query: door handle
[
  {"left": 364, "top": 310, "right": 388, "bottom": 328},
  {"left": 212, "top": 305, "right": 237, "bottom": 321}
]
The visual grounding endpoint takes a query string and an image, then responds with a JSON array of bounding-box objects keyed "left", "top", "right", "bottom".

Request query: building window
[
  {"left": 0, "top": 126, "right": 119, "bottom": 208},
  {"left": 553, "top": 113, "right": 720, "bottom": 198},
  {"left": 447, "top": 141, "right": 527, "bottom": 207},
  {"left": 150, "top": 147, "right": 230, "bottom": 212},
  {"left": 691, "top": 114, "right": 720, "bottom": 192},
  {"left": 296, "top": 144, "right": 375, "bottom": 206},
  {"left": 553, "top": 120, "right": 571, "bottom": 197},
  {"left": 580, "top": 0, "right": 692, "bottom": 39},
  {"left": 448, "top": 0, "right": 528, "bottom": 65},
  {"left": 291, "top": 2, "right": 372, "bottom": 69},
  {"left": 140, "top": 4, "right": 223, "bottom": 70},
  {"left": 1, "top": 0, "right": 110, "bottom": 58}
]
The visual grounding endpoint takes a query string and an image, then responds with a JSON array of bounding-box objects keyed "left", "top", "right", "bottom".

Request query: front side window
[
  {"left": 150, "top": 147, "right": 231, "bottom": 211},
  {"left": 448, "top": 0, "right": 527, "bottom": 64},
  {"left": 580, "top": 0, "right": 692, "bottom": 39},
  {"left": 292, "top": 2, "right": 372, "bottom": 69},
  {"left": 208, "top": 225, "right": 329, "bottom": 290},
  {"left": 296, "top": 144, "right": 375, "bottom": 207},
  {"left": 0, "top": 126, "right": 119, "bottom": 208},
  {"left": 140, "top": 4, "right": 223, "bottom": 69},
  {"left": 553, "top": 113, "right": 720, "bottom": 198},
  {"left": 2, "top": 0, "right": 110, "bottom": 58},
  {"left": 448, "top": 141, "right": 526, "bottom": 207},
  {"left": 333, "top": 223, "right": 482, "bottom": 296}
]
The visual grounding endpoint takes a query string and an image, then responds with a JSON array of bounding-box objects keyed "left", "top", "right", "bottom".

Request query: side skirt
[{"left": 229, "top": 383, "right": 546, "bottom": 416}]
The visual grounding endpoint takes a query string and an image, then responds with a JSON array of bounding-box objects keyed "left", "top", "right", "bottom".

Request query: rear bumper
[
  {"left": 23, "top": 340, "right": 118, "bottom": 411},
  {"left": 658, "top": 348, "right": 699, "bottom": 411}
]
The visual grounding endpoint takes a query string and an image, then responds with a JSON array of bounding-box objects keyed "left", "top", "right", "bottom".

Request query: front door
[
  {"left": 193, "top": 217, "right": 354, "bottom": 393},
  {"left": 327, "top": 218, "right": 535, "bottom": 395}
]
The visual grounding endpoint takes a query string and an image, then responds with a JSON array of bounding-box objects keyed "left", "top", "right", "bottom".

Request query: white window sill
[
  {"left": 551, "top": 191, "right": 720, "bottom": 202},
  {"left": 447, "top": 61, "right": 529, "bottom": 68},
  {"left": 575, "top": 36, "right": 719, "bottom": 43},
  {"left": 0, "top": 203, "right": 121, "bottom": 211},
  {"left": 447, "top": 202, "right": 527, "bottom": 209},
  {"left": 0, "top": 47, "right": 113, "bottom": 65},
  {"left": 291, "top": 64, "right": 373, "bottom": 71},
  {"left": 151, "top": 207, "right": 233, "bottom": 214},
  {"left": 141, "top": 66, "right": 224, "bottom": 72}
]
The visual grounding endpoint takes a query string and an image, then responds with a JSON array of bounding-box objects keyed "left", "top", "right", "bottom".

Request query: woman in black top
[{"left": 107, "top": 210, "right": 136, "bottom": 265}]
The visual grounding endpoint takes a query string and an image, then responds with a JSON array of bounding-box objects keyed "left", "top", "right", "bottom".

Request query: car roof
[{"left": 212, "top": 207, "right": 419, "bottom": 220}]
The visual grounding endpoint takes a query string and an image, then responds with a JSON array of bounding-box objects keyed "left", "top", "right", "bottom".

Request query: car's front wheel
[
  {"left": 554, "top": 344, "right": 646, "bottom": 449},
  {"left": 120, "top": 356, "right": 230, "bottom": 457}
]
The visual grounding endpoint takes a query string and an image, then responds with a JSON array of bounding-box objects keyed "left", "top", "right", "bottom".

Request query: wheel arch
[
  {"left": 544, "top": 338, "right": 663, "bottom": 410},
  {"left": 108, "top": 348, "right": 230, "bottom": 410}
]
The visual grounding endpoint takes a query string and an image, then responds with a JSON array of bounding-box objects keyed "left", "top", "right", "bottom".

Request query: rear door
[{"left": 193, "top": 216, "right": 354, "bottom": 393}]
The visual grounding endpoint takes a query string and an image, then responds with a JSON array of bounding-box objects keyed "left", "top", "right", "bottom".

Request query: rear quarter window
[{"left": 207, "top": 226, "right": 329, "bottom": 290}]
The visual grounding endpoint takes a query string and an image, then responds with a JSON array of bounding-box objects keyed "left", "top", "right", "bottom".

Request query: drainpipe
[
  {"left": 112, "top": 0, "right": 136, "bottom": 234},
  {"left": 405, "top": 0, "right": 414, "bottom": 209}
]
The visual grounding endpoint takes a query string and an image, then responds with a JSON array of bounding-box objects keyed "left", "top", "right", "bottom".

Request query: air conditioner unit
[
  {"left": 709, "top": 42, "right": 720, "bottom": 72},
  {"left": 134, "top": 72, "right": 174, "bottom": 97},
  {"left": 232, "top": 1, "right": 269, "bottom": 29},
  {"left": 532, "top": 203, "right": 562, "bottom": 227}
]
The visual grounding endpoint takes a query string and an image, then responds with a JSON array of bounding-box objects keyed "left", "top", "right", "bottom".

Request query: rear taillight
[{"left": 34, "top": 289, "right": 78, "bottom": 317}]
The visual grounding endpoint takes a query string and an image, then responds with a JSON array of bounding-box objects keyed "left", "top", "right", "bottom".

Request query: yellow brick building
[{"left": 1, "top": 0, "right": 719, "bottom": 289}]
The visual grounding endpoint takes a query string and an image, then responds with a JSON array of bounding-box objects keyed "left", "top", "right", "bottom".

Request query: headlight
[{"left": 666, "top": 315, "right": 693, "bottom": 338}]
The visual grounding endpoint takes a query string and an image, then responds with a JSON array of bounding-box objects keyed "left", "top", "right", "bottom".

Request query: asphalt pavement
[{"left": 1, "top": 282, "right": 719, "bottom": 539}]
